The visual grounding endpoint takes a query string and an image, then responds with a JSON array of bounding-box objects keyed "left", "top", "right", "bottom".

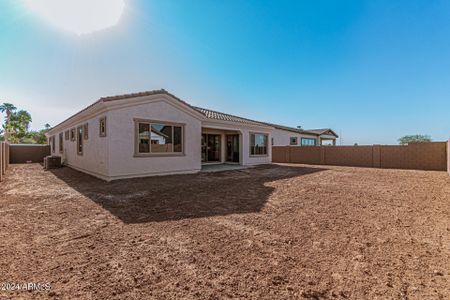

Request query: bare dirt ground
[{"left": 0, "top": 163, "right": 449, "bottom": 299}]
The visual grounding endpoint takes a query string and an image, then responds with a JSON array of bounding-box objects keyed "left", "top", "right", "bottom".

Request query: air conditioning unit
[{"left": 44, "top": 156, "right": 62, "bottom": 170}]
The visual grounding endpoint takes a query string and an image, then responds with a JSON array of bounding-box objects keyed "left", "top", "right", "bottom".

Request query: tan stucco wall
[
  {"left": 107, "top": 100, "right": 202, "bottom": 180},
  {"left": 50, "top": 114, "right": 109, "bottom": 179}
]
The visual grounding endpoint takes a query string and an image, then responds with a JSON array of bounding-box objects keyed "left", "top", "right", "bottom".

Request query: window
[
  {"left": 99, "top": 117, "right": 106, "bottom": 137},
  {"left": 50, "top": 136, "right": 55, "bottom": 153},
  {"left": 64, "top": 130, "right": 69, "bottom": 140},
  {"left": 70, "top": 128, "right": 76, "bottom": 141},
  {"left": 83, "top": 123, "right": 89, "bottom": 140},
  {"left": 250, "top": 133, "right": 268, "bottom": 155},
  {"left": 135, "top": 120, "right": 183, "bottom": 155},
  {"left": 301, "top": 138, "right": 317, "bottom": 146},
  {"left": 290, "top": 137, "right": 298, "bottom": 145},
  {"left": 59, "top": 133, "right": 64, "bottom": 153},
  {"left": 77, "top": 126, "right": 83, "bottom": 155}
]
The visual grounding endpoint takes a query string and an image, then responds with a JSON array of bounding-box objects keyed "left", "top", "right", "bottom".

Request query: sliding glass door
[
  {"left": 226, "top": 134, "right": 240, "bottom": 163},
  {"left": 201, "top": 134, "right": 221, "bottom": 162}
]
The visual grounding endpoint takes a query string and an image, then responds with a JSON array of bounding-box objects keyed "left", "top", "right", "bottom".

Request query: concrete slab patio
[
  {"left": 1, "top": 163, "right": 449, "bottom": 299},
  {"left": 201, "top": 163, "right": 252, "bottom": 173}
]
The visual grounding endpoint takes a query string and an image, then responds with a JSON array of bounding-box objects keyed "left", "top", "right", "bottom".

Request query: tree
[
  {"left": 15, "top": 110, "right": 32, "bottom": 131},
  {"left": 398, "top": 134, "right": 432, "bottom": 145},
  {"left": 28, "top": 127, "right": 51, "bottom": 144},
  {"left": 0, "top": 103, "right": 17, "bottom": 141}
]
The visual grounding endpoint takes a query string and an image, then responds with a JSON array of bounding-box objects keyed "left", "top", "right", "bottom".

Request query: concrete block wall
[
  {"left": 0, "top": 142, "right": 10, "bottom": 182},
  {"left": 273, "top": 142, "right": 448, "bottom": 171}
]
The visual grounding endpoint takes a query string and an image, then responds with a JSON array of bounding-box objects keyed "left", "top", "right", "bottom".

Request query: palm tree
[
  {"left": 44, "top": 123, "right": 51, "bottom": 130},
  {"left": 0, "top": 103, "right": 17, "bottom": 141},
  {"left": 15, "top": 110, "right": 32, "bottom": 132}
]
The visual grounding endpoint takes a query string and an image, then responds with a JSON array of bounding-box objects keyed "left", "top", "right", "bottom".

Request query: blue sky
[{"left": 1, "top": 0, "right": 449, "bottom": 144}]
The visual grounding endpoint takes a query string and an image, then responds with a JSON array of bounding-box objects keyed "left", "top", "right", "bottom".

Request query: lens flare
[{"left": 23, "top": 0, "right": 125, "bottom": 35}]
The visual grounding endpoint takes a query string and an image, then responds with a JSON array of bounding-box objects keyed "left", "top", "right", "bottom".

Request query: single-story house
[
  {"left": 269, "top": 124, "right": 338, "bottom": 146},
  {"left": 46, "top": 89, "right": 337, "bottom": 181}
]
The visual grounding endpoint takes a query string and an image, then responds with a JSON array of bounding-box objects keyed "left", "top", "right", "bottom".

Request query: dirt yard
[{"left": 1, "top": 164, "right": 449, "bottom": 299}]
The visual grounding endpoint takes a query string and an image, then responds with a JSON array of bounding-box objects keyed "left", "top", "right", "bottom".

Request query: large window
[
  {"left": 59, "top": 133, "right": 64, "bottom": 153},
  {"left": 290, "top": 137, "right": 298, "bottom": 145},
  {"left": 250, "top": 133, "right": 268, "bottom": 156},
  {"left": 136, "top": 120, "right": 183, "bottom": 155},
  {"left": 77, "top": 126, "right": 83, "bottom": 155},
  {"left": 301, "top": 138, "right": 317, "bottom": 146}
]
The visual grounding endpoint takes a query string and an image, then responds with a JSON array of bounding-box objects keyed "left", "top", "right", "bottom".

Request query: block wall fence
[
  {"left": 0, "top": 142, "right": 10, "bottom": 182},
  {"left": 273, "top": 142, "right": 448, "bottom": 171}
]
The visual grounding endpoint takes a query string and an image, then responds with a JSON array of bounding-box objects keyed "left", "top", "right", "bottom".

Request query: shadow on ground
[{"left": 50, "top": 165, "right": 326, "bottom": 224}]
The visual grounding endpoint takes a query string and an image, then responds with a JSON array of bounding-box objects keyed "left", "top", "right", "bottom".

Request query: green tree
[
  {"left": 10, "top": 110, "right": 32, "bottom": 140},
  {"left": 28, "top": 127, "right": 50, "bottom": 144},
  {"left": 398, "top": 134, "right": 432, "bottom": 145},
  {"left": 0, "top": 102, "right": 17, "bottom": 141}
]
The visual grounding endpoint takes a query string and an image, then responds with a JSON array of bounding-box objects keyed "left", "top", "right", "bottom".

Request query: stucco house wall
[
  {"left": 107, "top": 99, "right": 202, "bottom": 179},
  {"left": 49, "top": 113, "right": 109, "bottom": 179}
]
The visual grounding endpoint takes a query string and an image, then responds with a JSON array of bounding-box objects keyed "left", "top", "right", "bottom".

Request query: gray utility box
[{"left": 44, "top": 156, "right": 62, "bottom": 170}]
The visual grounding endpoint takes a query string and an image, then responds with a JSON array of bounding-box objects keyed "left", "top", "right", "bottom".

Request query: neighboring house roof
[
  {"left": 305, "top": 128, "right": 339, "bottom": 137},
  {"left": 192, "top": 106, "right": 270, "bottom": 127},
  {"left": 264, "top": 122, "right": 319, "bottom": 136}
]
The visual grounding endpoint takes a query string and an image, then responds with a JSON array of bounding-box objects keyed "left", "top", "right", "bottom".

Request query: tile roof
[
  {"left": 48, "top": 89, "right": 336, "bottom": 135},
  {"left": 192, "top": 106, "right": 270, "bottom": 127}
]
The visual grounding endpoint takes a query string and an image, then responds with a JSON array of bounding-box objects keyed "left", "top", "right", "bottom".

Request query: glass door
[
  {"left": 202, "top": 134, "right": 221, "bottom": 162},
  {"left": 207, "top": 134, "right": 221, "bottom": 162},
  {"left": 226, "top": 134, "right": 240, "bottom": 163}
]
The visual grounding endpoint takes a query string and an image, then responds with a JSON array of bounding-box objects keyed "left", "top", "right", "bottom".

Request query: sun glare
[{"left": 23, "top": 0, "right": 125, "bottom": 35}]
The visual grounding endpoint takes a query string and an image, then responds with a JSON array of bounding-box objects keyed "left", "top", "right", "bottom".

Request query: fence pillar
[
  {"left": 447, "top": 139, "right": 450, "bottom": 176},
  {"left": 286, "top": 146, "right": 291, "bottom": 163},
  {"left": 5, "top": 143, "right": 9, "bottom": 170},
  {"left": 320, "top": 147, "right": 326, "bottom": 165},
  {"left": 1, "top": 143, "right": 5, "bottom": 175},
  {"left": 0, "top": 142, "right": 3, "bottom": 182},
  {"left": 373, "top": 145, "right": 381, "bottom": 168}
]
